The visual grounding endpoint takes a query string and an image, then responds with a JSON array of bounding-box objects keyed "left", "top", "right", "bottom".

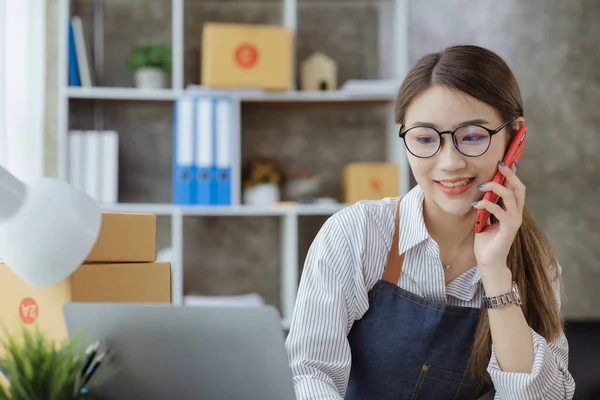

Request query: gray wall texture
[
  {"left": 407, "top": 0, "right": 599, "bottom": 319},
  {"left": 61, "top": 0, "right": 598, "bottom": 318}
]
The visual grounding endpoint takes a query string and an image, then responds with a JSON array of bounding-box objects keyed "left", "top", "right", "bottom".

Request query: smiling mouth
[{"left": 435, "top": 178, "right": 475, "bottom": 188}]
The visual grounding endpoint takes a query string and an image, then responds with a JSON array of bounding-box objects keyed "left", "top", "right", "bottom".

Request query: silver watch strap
[{"left": 482, "top": 283, "right": 522, "bottom": 309}]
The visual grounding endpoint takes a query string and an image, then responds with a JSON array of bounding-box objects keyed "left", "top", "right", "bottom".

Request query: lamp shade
[{"left": 0, "top": 166, "right": 101, "bottom": 287}]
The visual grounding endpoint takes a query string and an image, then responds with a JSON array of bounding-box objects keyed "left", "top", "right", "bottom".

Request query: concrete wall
[
  {"left": 50, "top": 0, "right": 599, "bottom": 318},
  {"left": 408, "top": 0, "right": 599, "bottom": 319}
]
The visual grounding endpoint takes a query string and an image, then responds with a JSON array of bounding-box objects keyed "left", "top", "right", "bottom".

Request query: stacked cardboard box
[
  {"left": 201, "top": 22, "right": 292, "bottom": 90},
  {"left": 0, "top": 212, "right": 171, "bottom": 344}
]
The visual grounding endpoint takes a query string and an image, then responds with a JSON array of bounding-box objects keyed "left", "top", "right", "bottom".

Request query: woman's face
[{"left": 403, "top": 84, "right": 519, "bottom": 217}]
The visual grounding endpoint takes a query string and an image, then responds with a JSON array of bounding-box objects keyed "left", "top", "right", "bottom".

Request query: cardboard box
[
  {"left": 0, "top": 262, "right": 171, "bottom": 344},
  {"left": 85, "top": 212, "right": 156, "bottom": 263},
  {"left": 201, "top": 22, "right": 292, "bottom": 90},
  {"left": 342, "top": 162, "right": 399, "bottom": 203}
]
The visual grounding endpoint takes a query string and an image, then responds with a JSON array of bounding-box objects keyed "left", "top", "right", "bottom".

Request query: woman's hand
[{"left": 472, "top": 160, "right": 524, "bottom": 271}]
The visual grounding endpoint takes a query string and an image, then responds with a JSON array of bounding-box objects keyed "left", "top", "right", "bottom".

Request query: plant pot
[
  {"left": 134, "top": 67, "right": 166, "bottom": 89},
  {"left": 244, "top": 183, "right": 280, "bottom": 206}
]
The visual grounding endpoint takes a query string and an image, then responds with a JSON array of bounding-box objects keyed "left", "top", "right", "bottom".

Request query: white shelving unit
[
  {"left": 67, "top": 86, "right": 397, "bottom": 103},
  {"left": 57, "top": 0, "right": 410, "bottom": 328},
  {"left": 98, "top": 202, "right": 350, "bottom": 217}
]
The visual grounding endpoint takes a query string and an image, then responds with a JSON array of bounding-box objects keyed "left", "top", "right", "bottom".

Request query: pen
[
  {"left": 80, "top": 352, "right": 106, "bottom": 388},
  {"left": 80, "top": 342, "right": 99, "bottom": 377}
]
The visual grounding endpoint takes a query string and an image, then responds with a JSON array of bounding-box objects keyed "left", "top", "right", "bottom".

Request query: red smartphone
[{"left": 474, "top": 124, "right": 527, "bottom": 233}]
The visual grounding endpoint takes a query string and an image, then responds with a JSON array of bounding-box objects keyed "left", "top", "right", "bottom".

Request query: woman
[{"left": 285, "top": 45, "right": 576, "bottom": 400}]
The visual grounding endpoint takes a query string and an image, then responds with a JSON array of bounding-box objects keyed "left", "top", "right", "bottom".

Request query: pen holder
[{"left": 0, "top": 323, "right": 100, "bottom": 400}]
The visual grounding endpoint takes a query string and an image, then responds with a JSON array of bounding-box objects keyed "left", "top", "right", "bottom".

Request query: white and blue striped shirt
[{"left": 285, "top": 185, "right": 575, "bottom": 400}]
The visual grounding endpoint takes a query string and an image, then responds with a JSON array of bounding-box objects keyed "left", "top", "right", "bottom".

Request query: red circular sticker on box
[
  {"left": 234, "top": 43, "right": 259, "bottom": 69},
  {"left": 370, "top": 179, "right": 381, "bottom": 192},
  {"left": 19, "top": 297, "right": 38, "bottom": 324}
]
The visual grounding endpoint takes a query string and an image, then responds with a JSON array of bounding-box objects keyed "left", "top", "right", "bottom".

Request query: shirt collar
[
  {"left": 398, "top": 185, "right": 431, "bottom": 255},
  {"left": 398, "top": 185, "right": 484, "bottom": 289}
]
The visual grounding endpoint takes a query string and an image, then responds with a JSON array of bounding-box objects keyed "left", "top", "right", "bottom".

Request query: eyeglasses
[{"left": 398, "top": 120, "right": 511, "bottom": 158}]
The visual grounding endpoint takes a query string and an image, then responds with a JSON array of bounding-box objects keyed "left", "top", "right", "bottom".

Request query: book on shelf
[
  {"left": 68, "top": 16, "right": 93, "bottom": 87},
  {"left": 173, "top": 93, "right": 233, "bottom": 206},
  {"left": 68, "top": 130, "right": 119, "bottom": 204}
]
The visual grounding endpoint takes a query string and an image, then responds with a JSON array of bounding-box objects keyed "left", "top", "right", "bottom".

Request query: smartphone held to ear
[{"left": 474, "top": 125, "right": 527, "bottom": 233}]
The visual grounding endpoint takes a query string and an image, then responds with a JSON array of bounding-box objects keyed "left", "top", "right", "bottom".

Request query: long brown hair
[{"left": 395, "top": 45, "right": 564, "bottom": 382}]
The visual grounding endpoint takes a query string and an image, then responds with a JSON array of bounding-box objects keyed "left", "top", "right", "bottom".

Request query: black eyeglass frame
[{"left": 398, "top": 120, "right": 512, "bottom": 158}]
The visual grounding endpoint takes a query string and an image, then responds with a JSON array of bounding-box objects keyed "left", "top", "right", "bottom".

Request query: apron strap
[{"left": 381, "top": 197, "right": 405, "bottom": 284}]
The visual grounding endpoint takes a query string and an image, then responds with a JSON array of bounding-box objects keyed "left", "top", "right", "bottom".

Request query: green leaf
[
  {"left": 0, "top": 323, "right": 90, "bottom": 400},
  {"left": 126, "top": 43, "right": 172, "bottom": 74}
]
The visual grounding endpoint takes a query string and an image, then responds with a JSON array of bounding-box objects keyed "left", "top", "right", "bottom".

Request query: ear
[
  {"left": 505, "top": 117, "right": 525, "bottom": 145},
  {"left": 512, "top": 117, "right": 525, "bottom": 132}
]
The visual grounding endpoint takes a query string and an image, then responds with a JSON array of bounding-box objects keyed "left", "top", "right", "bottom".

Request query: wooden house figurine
[{"left": 300, "top": 52, "right": 337, "bottom": 91}]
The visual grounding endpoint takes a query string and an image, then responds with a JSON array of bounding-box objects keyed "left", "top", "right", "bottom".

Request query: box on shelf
[
  {"left": 0, "top": 211, "right": 168, "bottom": 346},
  {"left": 342, "top": 162, "right": 399, "bottom": 204},
  {"left": 0, "top": 262, "right": 171, "bottom": 345},
  {"left": 86, "top": 212, "right": 156, "bottom": 262},
  {"left": 201, "top": 22, "right": 292, "bottom": 90}
]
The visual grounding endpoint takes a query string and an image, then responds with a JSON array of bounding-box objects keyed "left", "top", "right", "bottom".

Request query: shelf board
[
  {"left": 240, "top": 90, "right": 395, "bottom": 103},
  {"left": 98, "top": 202, "right": 348, "bottom": 217},
  {"left": 99, "top": 203, "right": 175, "bottom": 215},
  {"left": 67, "top": 87, "right": 179, "bottom": 101},
  {"left": 178, "top": 205, "right": 288, "bottom": 217},
  {"left": 294, "top": 203, "right": 349, "bottom": 215},
  {"left": 66, "top": 86, "right": 395, "bottom": 103}
]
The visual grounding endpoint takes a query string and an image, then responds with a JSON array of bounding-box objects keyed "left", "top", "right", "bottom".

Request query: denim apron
[{"left": 345, "top": 199, "right": 492, "bottom": 400}]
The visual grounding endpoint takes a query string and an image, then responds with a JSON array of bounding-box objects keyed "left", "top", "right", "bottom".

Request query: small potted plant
[
  {"left": 127, "top": 43, "right": 171, "bottom": 89},
  {"left": 242, "top": 157, "right": 287, "bottom": 206},
  {"left": 0, "top": 324, "right": 100, "bottom": 400}
]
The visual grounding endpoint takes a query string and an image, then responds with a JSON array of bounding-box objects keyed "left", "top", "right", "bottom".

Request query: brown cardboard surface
[
  {"left": 71, "top": 263, "right": 171, "bottom": 303},
  {"left": 201, "top": 22, "right": 292, "bottom": 90},
  {"left": 0, "top": 266, "right": 73, "bottom": 344},
  {"left": 0, "top": 262, "right": 170, "bottom": 345},
  {"left": 85, "top": 212, "right": 156, "bottom": 263},
  {"left": 343, "top": 162, "right": 399, "bottom": 204}
]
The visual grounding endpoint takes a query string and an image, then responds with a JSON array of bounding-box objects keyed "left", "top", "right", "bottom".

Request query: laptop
[{"left": 63, "top": 302, "right": 297, "bottom": 400}]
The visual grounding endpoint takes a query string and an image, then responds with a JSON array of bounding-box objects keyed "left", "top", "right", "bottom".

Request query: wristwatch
[{"left": 482, "top": 282, "right": 522, "bottom": 308}]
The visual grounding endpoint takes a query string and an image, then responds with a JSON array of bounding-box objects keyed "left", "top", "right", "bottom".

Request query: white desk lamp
[{"left": 0, "top": 165, "right": 101, "bottom": 287}]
